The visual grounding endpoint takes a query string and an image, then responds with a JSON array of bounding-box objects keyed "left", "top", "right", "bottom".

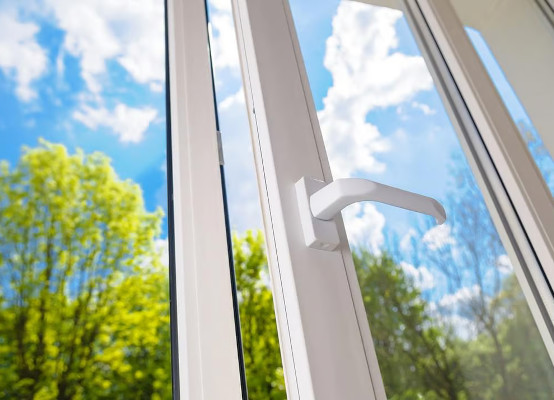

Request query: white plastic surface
[
  {"left": 295, "top": 177, "right": 341, "bottom": 250},
  {"left": 311, "top": 178, "right": 446, "bottom": 224},
  {"left": 297, "top": 177, "right": 446, "bottom": 251}
]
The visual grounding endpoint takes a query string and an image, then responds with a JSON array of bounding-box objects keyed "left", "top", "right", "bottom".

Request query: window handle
[{"left": 295, "top": 177, "right": 446, "bottom": 251}]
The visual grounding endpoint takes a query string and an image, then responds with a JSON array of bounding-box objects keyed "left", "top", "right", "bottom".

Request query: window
[
  {"left": 232, "top": 0, "right": 554, "bottom": 397},
  {"left": 289, "top": 1, "right": 554, "bottom": 397},
  {"left": 1, "top": 0, "right": 553, "bottom": 399},
  {"left": 452, "top": 0, "right": 554, "bottom": 194}
]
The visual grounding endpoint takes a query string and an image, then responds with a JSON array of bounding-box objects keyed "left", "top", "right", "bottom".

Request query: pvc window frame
[
  {"left": 166, "top": 0, "right": 244, "bottom": 398},
  {"left": 231, "top": 0, "right": 554, "bottom": 398},
  {"left": 411, "top": 0, "right": 554, "bottom": 355}
]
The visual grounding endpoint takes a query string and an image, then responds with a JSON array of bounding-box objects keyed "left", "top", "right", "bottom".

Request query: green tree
[
  {"left": 233, "top": 231, "right": 286, "bottom": 400},
  {"left": 455, "top": 274, "right": 554, "bottom": 400},
  {"left": 353, "top": 250, "right": 467, "bottom": 400},
  {"left": 400, "top": 153, "right": 554, "bottom": 400},
  {"left": 0, "top": 141, "right": 171, "bottom": 399},
  {"left": 3, "top": 141, "right": 552, "bottom": 400}
]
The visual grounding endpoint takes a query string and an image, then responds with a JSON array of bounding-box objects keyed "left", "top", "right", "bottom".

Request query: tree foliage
[
  {"left": 353, "top": 250, "right": 467, "bottom": 400},
  {"left": 233, "top": 231, "right": 286, "bottom": 400},
  {"left": 1, "top": 142, "right": 553, "bottom": 400},
  {"left": 0, "top": 142, "right": 171, "bottom": 399}
]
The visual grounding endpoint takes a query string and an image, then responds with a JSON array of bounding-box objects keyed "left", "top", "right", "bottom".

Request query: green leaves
[
  {"left": 0, "top": 141, "right": 170, "bottom": 399},
  {"left": 233, "top": 231, "right": 286, "bottom": 400},
  {"left": 1, "top": 141, "right": 552, "bottom": 400}
]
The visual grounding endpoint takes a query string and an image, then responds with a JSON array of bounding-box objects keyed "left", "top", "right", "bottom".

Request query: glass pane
[
  {"left": 0, "top": 1, "right": 172, "bottom": 398},
  {"left": 451, "top": 0, "right": 554, "bottom": 194},
  {"left": 206, "top": 1, "right": 286, "bottom": 399},
  {"left": 289, "top": 0, "right": 554, "bottom": 398}
]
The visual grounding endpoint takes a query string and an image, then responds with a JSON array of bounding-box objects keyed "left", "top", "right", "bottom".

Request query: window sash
[
  {"left": 231, "top": 0, "right": 554, "bottom": 398},
  {"left": 412, "top": 0, "right": 554, "bottom": 359},
  {"left": 167, "top": 0, "right": 244, "bottom": 398}
]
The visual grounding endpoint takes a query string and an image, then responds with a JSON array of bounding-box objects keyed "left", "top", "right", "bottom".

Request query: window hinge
[{"left": 217, "top": 130, "right": 225, "bottom": 166}]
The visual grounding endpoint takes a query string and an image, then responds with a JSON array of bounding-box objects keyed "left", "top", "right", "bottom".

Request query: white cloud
[
  {"left": 55, "top": 48, "right": 65, "bottom": 78},
  {"left": 495, "top": 254, "right": 513, "bottom": 274},
  {"left": 342, "top": 202, "right": 385, "bottom": 254},
  {"left": 411, "top": 101, "right": 436, "bottom": 115},
  {"left": 220, "top": 88, "right": 245, "bottom": 110},
  {"left": 422, "top": 224, "right": 455, "bottom": 251},
  {"left": 217, "top": 88, "right": 264, "bottom": 232},
  {"left": 139, "top": 238, "right": 169, "bottom": 271},
  {"left": 399, "top": 228, "right": 417, "bottom": 252},
  {"left": 149, "top": 82, "right": 164, "bottom": 93},
  {"left": 209, "top": 12, "right": 240, "bottom": 73},
  {"left": 318, "top": 2, "right": 433, "bottom": 178},
  {"left": 439, "top": 284, "right": 480, "bottom": 309},
  {"left": 400, "top": 261, "right": 435, "bottom": 291},
  {"left": 208, "top": 0, "right": 240, "bottom": 88},
  {"left": 210, "top": 0, "right": 232, "bottom": 12},
  {"left": 441, "top": 313, "right": 478, "bottom": 341},
  {"left": 73, "top": 103, "right": 157, "bottom": 143},
  {"left": 45, "top": 0, "right": 165, "bottom": 93},
  {"left": 0, "top": 13, "right": 48, "bottom": 101},
  {"left": 156, "top": 238, "right": 169, "bottom": 268}
]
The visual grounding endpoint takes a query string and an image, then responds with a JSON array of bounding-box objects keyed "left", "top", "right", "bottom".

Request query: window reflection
[
  {"left": 289, "top": 0, "right": 554, "bottom": 398},
  {"left": 453, "top": 0, "right": 554, "bottom": 194}
]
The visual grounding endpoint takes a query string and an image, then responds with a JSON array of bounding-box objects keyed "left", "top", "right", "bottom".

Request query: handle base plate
[{"left": 295, "top": 177, "right": 340, "bottom": 251}]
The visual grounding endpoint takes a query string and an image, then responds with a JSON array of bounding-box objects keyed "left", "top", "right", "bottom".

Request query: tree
[
  {"left": 2, "top": 141, "right": 552, "bottom": 400},
  {"left": 0, "top": 141, "right": 171, "bottom": 399},
  {"left": 353, "top": 249, "right": 467, "bottom": 400},
  {"left": 455, "top": 274, "right": 554, "bottom": 400},
  {"left": 233, "top": 230, "right": 286, "bottom": 400},
  {"left": 396, "top": 152, "right": 554, "bottom": 400}
]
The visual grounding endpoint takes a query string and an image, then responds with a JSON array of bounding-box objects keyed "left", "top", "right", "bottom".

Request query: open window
[{"left": 231, "top": 0, "right": 554, "bottom": 398}]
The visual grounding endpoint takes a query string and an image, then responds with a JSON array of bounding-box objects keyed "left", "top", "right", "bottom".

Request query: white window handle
[{"left": 295, "top": 177, "right": 446, "bottom": 251}]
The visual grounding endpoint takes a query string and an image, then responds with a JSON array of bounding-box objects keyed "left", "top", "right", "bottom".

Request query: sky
[
  {"left": 0, "top": 0, "right": 551, "bottom": 339},
  {"left": 0, "top": 0, "right": 168, "bottom": 231}
]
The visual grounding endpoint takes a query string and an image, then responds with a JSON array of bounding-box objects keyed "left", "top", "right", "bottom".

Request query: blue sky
[
  {"left": 0, "top": 0, "right": 551, "bottom": 338},
  {"left": 0, "top": 0, "right": 169, "bottom": 233}
]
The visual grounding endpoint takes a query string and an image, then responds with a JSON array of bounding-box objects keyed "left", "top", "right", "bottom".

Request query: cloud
[
  {"left": 427, "top": 301, "right": 477, "bottom": 340},
  {"left": 45, "top": 0, "right": 165, "bottom": 93},
  {"left": 318, "top": 2, "right": 433, "bottom": 178},
  {"left": 411, "top": 101, "right": 436, "bottom": 115},
  {"left": 217, "top": 88, "right": 264, "bottom": 232},
  {"left": 220, "top": 88, "right": 245, "bottom": 110},
  {"left": 208, "top": 0, "right": 240, "bottom": 74},
  {"left": 422, "top": 224, "right": 456, "bottom": 251},
  {"left": 0, "top": 13, "right": 48, "bottom": 101},
  {"left": 400, "top": 228, "right": 417, "bottom": 252},
  {"left": 441, "top": 313, "right": 477, "bottom": 340},
  {"left": 400, "top": 261, "right": 435, "bottom": 291},
  {"left": 439, "top": 284, "right": 480, "bottom": 309},
  {"left": 156, "top": 238, "right": 169, "bottom": 268},
  {"left": 209, "top": 14, "right": 240, "bottom": 73},
  {"left": 139, "top": 238, "right": 169, "bottom": 271},
  {"left": 73, "top": 103, "right": 158, "bottom": 143},
  {"left": 149, "top": 82, "right": 164, "bottom": 93},
  {"left": 495, "top": 254, "right": 513, "bottom": 274},
  {"left": 342, "top": 202, "right": 385, "bottom": 254}
]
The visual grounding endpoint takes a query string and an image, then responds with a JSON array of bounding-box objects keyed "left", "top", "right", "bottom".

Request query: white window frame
[
  {"left": 415, "top": 0, "right": 554, "bottom": 300},
  {"left": 231, "top": 0, "right": 554, "bottom": 398},
  {"left": 167, "top": 0, "right": 244, "bottom": 398},
  {"left": 411, "top": 0, "right": 554, "bottom": 356},
  {"left": 232, "top": 0, "right": 388, "bottom": 397}
]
